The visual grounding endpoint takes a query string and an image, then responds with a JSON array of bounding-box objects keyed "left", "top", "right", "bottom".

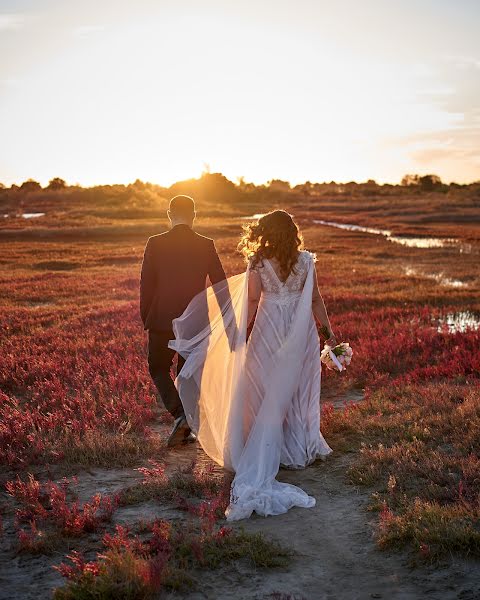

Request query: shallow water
[
  {"left": 389, "top": 235, "right": 457, "bottom": 249},
  {"left": 313, "top": 219, "right": 391, "bottom": 237},
  {"left": 241, "top": 213, "right": 266, "bottom": 220},
  {"left": 403, "top": 266, "right": 467, "bottom": 288},
  {"left": 22, "top": 212, "right": 45, "bottom": 219},
  {"left": 437, "top": 311, "right": 480, "bottom": 333},
  {"left": 312, "top": 219, "right": 460, "bottom": 250}
]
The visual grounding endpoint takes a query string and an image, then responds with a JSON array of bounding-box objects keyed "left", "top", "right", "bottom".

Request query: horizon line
[{"left": 2, "top": 172, "right": 480, "bottom": 189}]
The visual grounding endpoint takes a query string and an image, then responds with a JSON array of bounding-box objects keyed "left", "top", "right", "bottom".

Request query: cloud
[
  {"left": 392, "top": 124, "right": 480, "bottom": 182},
  {"left": 412, "top": 140, "right": 480, "bottom": 165},
  {"left": 0, "top": 13, "right": 24, "bottom": 31},
  {"left": 408, "top": 57, "right": 480, "bottom": 145}
]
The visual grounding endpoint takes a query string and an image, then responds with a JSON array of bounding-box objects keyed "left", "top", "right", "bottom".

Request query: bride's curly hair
[{"left": 238, "top": 210, "right": 304, "bottom": 281}]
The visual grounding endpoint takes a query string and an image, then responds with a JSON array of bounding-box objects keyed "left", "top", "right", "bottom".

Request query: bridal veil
[{"left": 169, "top": 256, "right": 321, "bottom": 520}]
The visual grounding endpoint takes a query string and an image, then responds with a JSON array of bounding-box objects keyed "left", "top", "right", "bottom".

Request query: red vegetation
[
  {"left": 1, "top": 190, "right": 479, "bottom": 595},
  {"left": 5, "top": 473, "right": 119, "bottom": 549}
]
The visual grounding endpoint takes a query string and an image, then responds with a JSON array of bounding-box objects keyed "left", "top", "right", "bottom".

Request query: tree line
[{"left": 1, "top": 172, "right": 479, "bottom": 205}]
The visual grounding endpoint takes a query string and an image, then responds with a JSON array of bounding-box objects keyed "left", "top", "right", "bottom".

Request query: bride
[{"left": 169, "top": 210, "right": 336, "bottom": 520}]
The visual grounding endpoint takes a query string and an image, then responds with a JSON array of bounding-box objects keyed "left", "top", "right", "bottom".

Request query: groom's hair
[{"left": 169, "top": 195, "right": 195, "bottom": 218}]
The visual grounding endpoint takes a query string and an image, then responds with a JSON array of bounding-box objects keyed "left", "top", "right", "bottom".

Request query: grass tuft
[
  {"left": 61, "top": 431, "right": 165, "bottom": 468},
  {"left": 328, "top": 382, "right": 480, "bottom": 560},
  {"left": 53, "top": 549, "right": 162, "bottom": 600}
]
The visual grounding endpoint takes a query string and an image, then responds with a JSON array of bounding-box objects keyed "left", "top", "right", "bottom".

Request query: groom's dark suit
[{"left": 140, "top": 224, "right": 226, "bottom": 419}]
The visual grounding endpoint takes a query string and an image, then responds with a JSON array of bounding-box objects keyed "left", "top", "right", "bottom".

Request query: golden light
[{"left": 0, "top": 1, "right": 478, "bottom": 185}]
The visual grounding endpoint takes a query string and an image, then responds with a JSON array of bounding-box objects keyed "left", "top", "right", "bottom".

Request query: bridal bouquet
[{"left": 320, "top": 342, "right": 353, "bottom": 372}]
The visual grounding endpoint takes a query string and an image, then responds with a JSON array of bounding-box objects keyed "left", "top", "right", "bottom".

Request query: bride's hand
[{"left": 326, "top": 334, "right": 337, "bottom": 347}]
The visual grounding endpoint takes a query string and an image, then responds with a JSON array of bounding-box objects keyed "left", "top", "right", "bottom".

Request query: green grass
[
  {"left": 61, "top": 431, "right": 166, "bottom": 468},
  {"left": 323, "top": 382, "right": 480, "bottom": 561}
]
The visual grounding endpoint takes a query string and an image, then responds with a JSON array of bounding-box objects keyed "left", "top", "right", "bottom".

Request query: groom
[{"left": 140, "top": 195, "right": 226, "bottom": 447}]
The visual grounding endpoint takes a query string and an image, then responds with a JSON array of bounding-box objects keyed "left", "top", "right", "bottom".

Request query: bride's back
[{"left": 252, "top": 250, "right": 312, "bottom": 296}]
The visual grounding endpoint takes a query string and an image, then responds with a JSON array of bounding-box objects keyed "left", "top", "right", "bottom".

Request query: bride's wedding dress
[{"left": 169, "top": 250, "right": 332, "bottom": 520}]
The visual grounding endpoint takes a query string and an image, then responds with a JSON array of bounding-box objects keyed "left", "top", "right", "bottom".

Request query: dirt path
[
  {"left": 2, "top": 437, "right": 480, "bottom": 600},
  {"left": 178, "top": 451, "right": 480, "bottom": 600}
]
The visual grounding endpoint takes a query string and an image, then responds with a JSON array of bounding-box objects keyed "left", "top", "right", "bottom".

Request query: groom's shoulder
[
  {"left": 193, "top": 231, "right": 215, "bottom": 245},
  {"left": 145, "top": 230, "right": 215, "bottom": 252},
  {"left": 145, "top": 231, "right": 169, "bottom": 246}
]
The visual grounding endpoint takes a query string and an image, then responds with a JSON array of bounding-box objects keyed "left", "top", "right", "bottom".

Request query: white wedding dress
[{"left": 169, "top": 250, "right": 332, "bottom": 521}]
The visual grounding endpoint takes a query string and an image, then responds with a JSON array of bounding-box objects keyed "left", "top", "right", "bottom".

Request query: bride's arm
[
  {"left": 312, "top": 266, "right": 337, "bottom": 346},
  {"left": 247, "top": 269, "right": 262, "bottom": 326}
]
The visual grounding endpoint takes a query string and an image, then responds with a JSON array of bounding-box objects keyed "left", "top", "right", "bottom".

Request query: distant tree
[
  {"left": 47, "top": 177, "right": 66, "bottom": 190},
  {"left": 20, "top": 179, "right": 42, "bottom": 192},
  {"left": 268, "top": 179, "right": 291, "bottom": 192},
  {"left": 236, "top": 176, "right": 256, "bottom": 193},
  {"left": 293, "top": 181, "right": 313, "bottom": 196},
  {"left": 312, "top": 183, "right": 328, "bottom": 194},
  {"left": 168, "top": 172, "right": 239, "bottom": 204},
  {"left": 358, "top": 179, "right": 378, "bottom": 195},
  {"left": 401, "top": 173, "right": 442, "bottom": 191},
  {"left": 131, "top": 179, "right": 147, "bottom": 190},
  {"left": 401, "top": 174, "right": 420, "bottom": 186},
  {"left": 419, "top": 174, "right": 442, "bottom": 191},
  {"left": 200, "top": 172, "right": 237, "bottom": 194}
]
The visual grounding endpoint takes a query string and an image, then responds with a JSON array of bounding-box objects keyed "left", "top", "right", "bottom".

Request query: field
[{"left": 1, "top": 180, "right": 480, "bottom": 599}]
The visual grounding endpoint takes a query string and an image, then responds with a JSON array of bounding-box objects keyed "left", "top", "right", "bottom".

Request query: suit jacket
[{"left": 140, "top": 224, "right": 226, "bottom": 332}]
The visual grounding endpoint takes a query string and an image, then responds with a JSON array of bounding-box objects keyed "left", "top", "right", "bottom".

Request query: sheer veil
[
  {"left": 169, "top": 255, "right": 319, "bottom": 520},
  {"left": 168, "top": 269, "right": 250, "bottom": 470}
]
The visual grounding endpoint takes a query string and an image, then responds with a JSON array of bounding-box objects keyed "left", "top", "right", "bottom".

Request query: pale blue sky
[{"left": 1, "top": 0, "right": 479, "bottom": 185}]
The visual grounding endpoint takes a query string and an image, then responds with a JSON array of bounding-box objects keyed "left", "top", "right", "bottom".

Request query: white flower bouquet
[{"left": 320, "top": 342, "right": 353, "bottom": 372}]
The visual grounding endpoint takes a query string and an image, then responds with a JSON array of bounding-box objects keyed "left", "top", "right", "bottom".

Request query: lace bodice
[{"left": 251, "top": 250, "right": 314, "bottom": 303}]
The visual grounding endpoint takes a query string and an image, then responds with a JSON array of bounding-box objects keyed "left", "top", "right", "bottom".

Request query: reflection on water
[
  {"left": 390, "top": 236, "right": 456, "bottom": 249},
  {"left": 2, "top": 212, "right": 46, "bottom": 219},
  {"left": 403, "top": 267, "right": 467, "bottom": 288},
  {"left": 22, "top": 212, "right": 45, "bottom": 219},
  {"left": 313, "top": 219, "right": 391, "bottom": 237},
  {"left": 437, "top": 311, "right": 480, "bottom": 333},
  {"left": 241, "top": 213, "right": 266, "bottom": 220},
  {"left": 312, "top": 219, "right": 460, "bottom": 250}
]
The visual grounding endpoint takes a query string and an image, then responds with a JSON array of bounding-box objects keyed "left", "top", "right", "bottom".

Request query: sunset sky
[{"left": 1, "top": 0, "right": 479, "bottom": 187}]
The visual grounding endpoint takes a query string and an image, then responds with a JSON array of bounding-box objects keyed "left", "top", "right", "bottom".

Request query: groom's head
[{"left": 168, "top": 195, "right": 196, "bottom": 228}]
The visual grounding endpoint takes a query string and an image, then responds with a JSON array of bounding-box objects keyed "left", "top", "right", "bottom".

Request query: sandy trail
[
  {"left": 177, "top": 451, "right": 480, "bottom": 600},
  {"left": 2, "top": 422, "right": 480, "bottom": 600}
]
